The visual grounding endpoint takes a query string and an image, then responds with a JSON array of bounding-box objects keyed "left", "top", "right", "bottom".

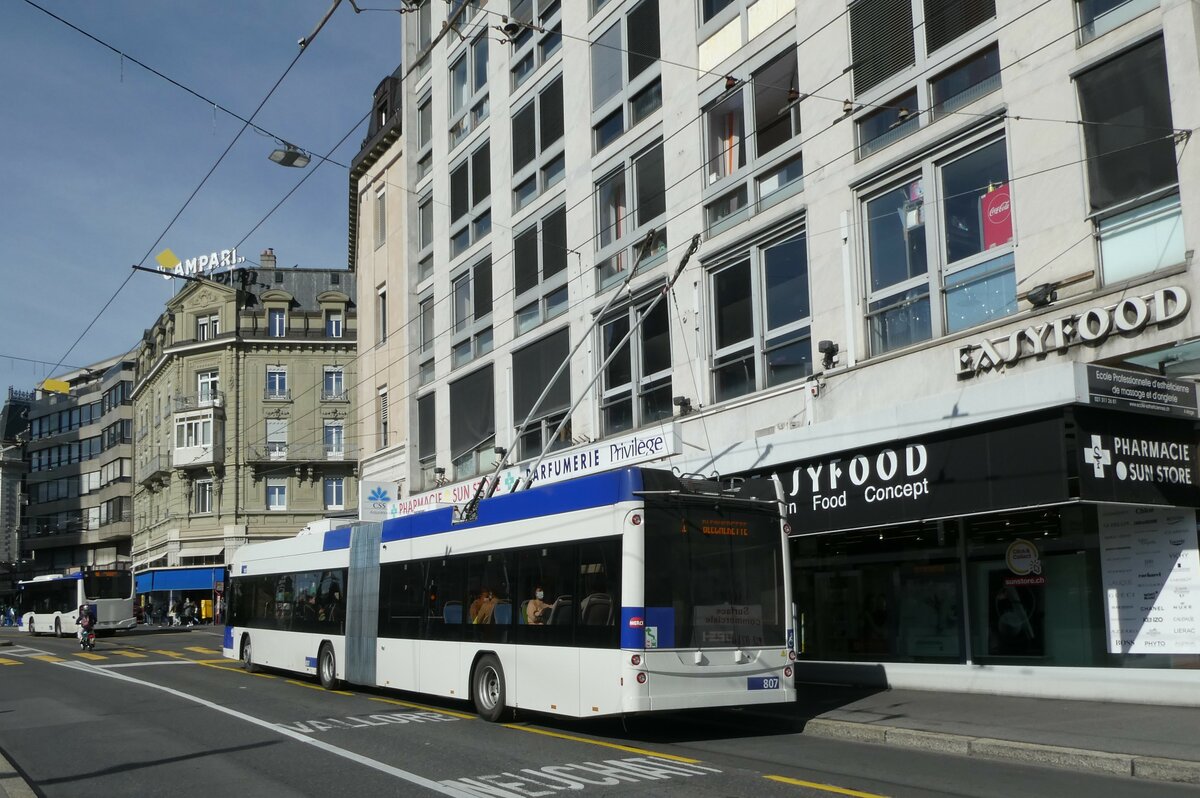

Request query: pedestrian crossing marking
[
  {"left": 111, "top": 650, "right": 148, "bottom": 659},
  {"left": 31, "top": 655, "right": 65, "bottom": 663},
  {"left": 185, "top": 646, "right": 217, "bottom": 654},
  {"left": 0, "top": 658, "right": 20, "bottom": 666},
  {"left": 75, "top": 652, "right": 106, "bottom": 661}
]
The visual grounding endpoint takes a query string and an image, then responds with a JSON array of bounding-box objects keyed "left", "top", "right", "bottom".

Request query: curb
[
  {"left": 802, "top": 719, "right": 1200, "bottom": 786},
  {"left": 0, "top": 749, "right": 36, "bottom": 798}
]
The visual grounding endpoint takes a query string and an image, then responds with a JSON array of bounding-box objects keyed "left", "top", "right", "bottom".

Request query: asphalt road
[{"left": 1, "top": 626, "right": 1196, "bottom": 798}]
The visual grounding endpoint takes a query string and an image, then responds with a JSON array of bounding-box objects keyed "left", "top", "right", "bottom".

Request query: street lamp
[{"left": 268, "top": 143, "right": 310, "bottom": 168}]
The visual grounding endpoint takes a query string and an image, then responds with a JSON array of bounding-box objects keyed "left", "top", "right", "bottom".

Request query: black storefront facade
[{"left": 754, "top": 399, "right": 1200, "bottom": 703}]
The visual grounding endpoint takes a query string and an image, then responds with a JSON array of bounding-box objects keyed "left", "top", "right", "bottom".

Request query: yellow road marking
[
  {"left": 0, "top": 658, "right": 20, "bottom": 666},
  {"left": 502, "top": 724, "right": 700, "bottom": 764},
  {"left": 285, "top": 679, "right": 354, "bottom": 696},
  {"left": 31, "top": 655, "right": 65, "bottom": 663},
  {"left": 193, "top": 659, "right": 234, "bottom": 665},
  {"left": 185, "top": 646, "right": 217, "bottom": 654},
  {"left": 193, "top": 661, "right": 274, "bottom": 679},
  {"left": 150, "top": 649, "right": 184, "bottom": 658},
  {"left": 369, "top": 696, "right": 476, "bottom": 720},
  {"left": 111, "top": 650, "right": 148, "bottom": 659},
  {"left": 74, "top": 652, "right": 106, "bottom": 661},
  {"left": 765, "top": 775, "right": 889, "bottom": 797}
]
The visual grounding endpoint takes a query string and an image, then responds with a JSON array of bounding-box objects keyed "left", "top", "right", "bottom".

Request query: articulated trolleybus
[
  {"left": 224, "top": 467, "right": 796, "bottom": 720},
  {"left": 19, "top": 569, "right": 136, "bottom": 637}
]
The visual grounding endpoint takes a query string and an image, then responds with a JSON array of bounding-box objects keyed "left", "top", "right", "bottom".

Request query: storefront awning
[
  {"left": 178, "top": 546, "right": 224, "bottom": 559},
  {"left": 137, "top": 567, "right": 225, "bottom": 593}
]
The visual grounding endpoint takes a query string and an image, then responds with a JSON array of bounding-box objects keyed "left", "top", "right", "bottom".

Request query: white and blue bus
[
  {"left": 18, "top": 569, "right": 137, "bottom": 637},
  {"left": 224, "top": 467, "right": 796, "bottom": 720}
]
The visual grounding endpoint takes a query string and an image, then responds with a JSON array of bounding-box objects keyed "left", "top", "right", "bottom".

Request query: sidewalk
[{"left": 789, "top": 683, "right": 1200, "bottom": 786}]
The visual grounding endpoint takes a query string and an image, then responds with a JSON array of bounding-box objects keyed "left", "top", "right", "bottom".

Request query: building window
[
  {"left": 417, "top": 391, "right": 436, "bottom": 489},
  {"left": 377, "top": 286, "right": 388, "bottom": 344},
  {"left": 268, "top": 308, "right": 286, "bottom": 338},
  {"left": 194, "top": 479, "right": 213, "bottom": 514},
  {"left": 590, "top": 0, "right": 661, "bottom": 153},
  {"left": 418, "top": 295, "right": 435, "bottom": 385},
  {"left": 416, "top": 94, "right": 433, "bottom": 180},
  {"left": 1076, "top": 36, "right": 1182, "bottom": 283},
  {"left": 930, "top": 45, "right": 1001, "bottom": 122},
  {"left": 266, "top": 478, "right": 287, "bottom": 511},
  {"left": 450, "top": 257, "right": 493, "bottom": 369},
  {"left": 864, "top": 132, "right": 1016, "bottom": 354},
  {"left": 709, "top": 227, "right": 813, "bottom": 403},
  {"left": 324, "top": 421, "right": 345, "bottom": 459},
  {"left": 513, "top": 327, "right": 571, "bottom": 459},
  {"left": 325, "top": 311, "right": 343, "bottom": 338},
  {"left": 449, "top": 33, "right": 489, "bottom": 149},
  {"left": 509, "top": 0, "right": 563, "bottom": 91},
  {"left": 449, "top": 142, "right": 491, "bottom": 258},
  {"left": 449, "top": 365, "right": 495, "bottom": 481},
  {"left": 701, "top": 0, "right": 735, "bottom": 23},
  {"left": 324, "top": 477, "right": 345, "bottom": 511},
  {"left": 374, "top": 188, "right": 386, "bottom": 248},
  {"left": 197, "top": 370, "right": 220, "bottom": 405},
  {"left": 377, "top": 387, "right": 389, "bottom": 449},
  {"left": 1077, "top": 0, "right": 1157, "bottom": 44},
  {"left": 511, "top": 74, "right": 565, "bottom": 211},
  {"left": 195, "top": 313, "right": 220, "bottom": 341},
  {"left": 266, "top": 419, "right": 288, "bottom": 460},
  {"left": 600, "top": 298, "right": 671, "bottom": 436},
  {"left": 175, "top": 416, "right": 212, "bottom": 448},
  {"left": 265, "top": 366, "right": 288, "bottom": 400},
  {"left": 514, "top": 205, "right": 568, "bottom": 335},
  {"left": 596, "top": 139, "right": 667, "bottom": 289},
  {"left": 323, "top": 367, "right": 346, "bottom": 401}
]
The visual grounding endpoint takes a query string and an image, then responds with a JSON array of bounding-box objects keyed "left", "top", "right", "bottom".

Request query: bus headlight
[
  {"left": 630, "top": 654, "right": 641, "bottom": 666},
  {"left": 636, "top": 672, "right": 647, "bottom": 684}
]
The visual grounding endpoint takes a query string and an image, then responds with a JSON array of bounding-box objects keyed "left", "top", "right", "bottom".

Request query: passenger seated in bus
[
  {"left": 525, "top": 586, "right": 552, "bottom": 625},
  {"left": 469, "top": 588, "right": 498, "bottom": 624}
]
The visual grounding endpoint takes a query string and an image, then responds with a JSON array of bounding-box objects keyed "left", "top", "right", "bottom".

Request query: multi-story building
[
  {"left": 131, "top": 252, "right": 358, "bottom": 606},
  {"left": 0, "top": 388, "right": 32, "bottom": 599},
  {"left": 22, "top": 357, "right": 135, "bottom": 576},
  {"left": 353, "top": 0, "right": 1200, "bottom": 704}
]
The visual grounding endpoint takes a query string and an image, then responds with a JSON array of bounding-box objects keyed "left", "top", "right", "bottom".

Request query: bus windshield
[
  {"left": 644, "top": 501, "right": 785, "bottom": 649},
  {"left": 83, "top": 572, "right": 132, "bottom": 600}
]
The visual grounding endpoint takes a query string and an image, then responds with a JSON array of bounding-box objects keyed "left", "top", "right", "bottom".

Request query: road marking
[
  {"left": 98, "top": 661, "right": 197, "bottom": 669},
  {"left": 442, "top": 757, "right": 723, "bottom": 795},
  {"left": 31, "top": 655, "right": 65, "bottom": 663},
  {"left": 278, "top": 712, "right": 459, "bottom": 734},
  {"left": 111, "top": 650, "right": 148, "bottom": 659},
  {"left": 193, "top": 659, "right": 234, "bottom": 665},
  {"left": 765, "top": 775, "right": 889, "bottom": 797},
  {"left": 0, "top": 658, "right": 20, "bottom": 666},
  {"left": 369, "top": 696, "right": 476, "bottom": 720},
  {"left": 54, "top": 661, "right": 474, "bottom": 797},
  {"left": 501, "top": 724, "right": 701, "bottom": 764},
  {"left": 150, "top": 649, "right": 185, "bottom": 658},
  {"left": 286, "top": 679, "right": 354, "bottom": 697},
  {"left": 185, "top": 646, "right": 217, "bottom": 654},
  {"left": 192, "top": 661, "right": 274, "bottom": 678},
  {"left": 74, "top": 652, "right": 106, "bottom": 661}
]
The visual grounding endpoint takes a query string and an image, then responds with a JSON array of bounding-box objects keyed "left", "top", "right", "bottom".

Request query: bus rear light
[
  {"left": 630, "top": 654, "right": 641, "bottom": 666},
  {"left": 788, "top": 650, "right": 797, "bottom": 661},
  {"left": 784, "top": 666, "right": 792, "bottom": 678},
  {"left": 630, "top": 513, "right": 642, "bottom": 526},
  {"left": 636, "top": 672, "right": 647, "bottom": 684}
]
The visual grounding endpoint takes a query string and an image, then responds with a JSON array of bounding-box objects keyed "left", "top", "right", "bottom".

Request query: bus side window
[{"left": 576, "top": 538, "right": 621, "bottom": 648}]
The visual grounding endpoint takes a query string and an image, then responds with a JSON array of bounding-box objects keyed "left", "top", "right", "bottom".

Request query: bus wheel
[
  {"left": 241, "top": 636, "right": 258, "bottom": 673},
  {"left": 54, "top": 619, "right": 63, "bottom": 638},
  {"left": 471, "top": 654, "right": 507, "bottom": 722},
  {"left": 318, "top": 644, "right": 341, "bottom": 690}
]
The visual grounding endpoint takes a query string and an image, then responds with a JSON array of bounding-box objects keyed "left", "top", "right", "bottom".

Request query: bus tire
[
  {"left": 471, "top": 654, "right": 508, "bottom": 722},
  {"left": 241, "top": 635, "right": 258, "bottom": 673},
  {"left": 318, "top": 643, "right": 341, "bottom": 690},
  {"left": 54, "top": 618, "right": 63, "bottom": 638}
]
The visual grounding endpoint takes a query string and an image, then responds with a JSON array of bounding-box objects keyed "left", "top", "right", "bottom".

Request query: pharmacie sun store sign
[
  {"left": 956, "top": 286, "right": 1189, "bottom": 378},
  {"left": 154, "top": 247, "right": 247, "bottom": 279}
]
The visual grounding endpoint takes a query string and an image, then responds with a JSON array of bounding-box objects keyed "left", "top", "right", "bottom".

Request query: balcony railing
[
  {"left": 175, "top": 391, "right": 224, "bottom": 412},
  {"left": 264, "top": 388, "right": 291, "bottom": 401},
  {"left": 321, "top": 389, "right": 349, "bottom": 402},
  {"left": 139, "top": 452, "right": 172, "bottom": 486},
  {"left": 246, "top": 443, "right": 360, "bottom": 462}
]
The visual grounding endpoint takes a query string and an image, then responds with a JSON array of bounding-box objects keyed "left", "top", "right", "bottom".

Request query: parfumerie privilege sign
[{"left": 956, "top": 286, "right": 1189, "bottom": 378}]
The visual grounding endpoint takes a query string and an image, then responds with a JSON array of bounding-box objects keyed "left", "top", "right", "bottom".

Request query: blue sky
[{"left": 0, "top": 1, "right": 402, "bottom": 392}]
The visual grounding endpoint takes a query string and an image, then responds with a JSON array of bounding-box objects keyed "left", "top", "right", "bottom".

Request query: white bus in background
[
  {"left": 18, "top": 569, "right": 137, "bottom": 637},
  {"left": 225, "top": 467, "right": 797, "bottom": 721}
]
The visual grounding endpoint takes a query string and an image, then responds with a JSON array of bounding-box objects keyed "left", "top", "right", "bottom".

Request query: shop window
[
  {"left": 449, "top": 365, "right": 496, "bottom": 480},
  {"left": 511, "top": 75, "right": 565, "bottom": 211},
  {"left": 1077, "top": 0, "right": 1157, "bottom": 44},
  {"left": 513, "top": 206, "right": 568, "bottom": 335},
  {"left": 512, "top": 327, "right": 571, "bottom": 459},
  {"left": 599, "top": 299, "right": 671, "bottom": 437},
  {"left": 864, "top": 132, "right": 1016, "bottom": 354},
  {"left": 590, "top": 0, "right": 661, "bottom": 153},
  {"left": 449, "top": 142, "right": 491, "bottom": 258},
  {"left": 595, "top": 139, "right": 667, "bottom": 289},
  {"left": 1076, "top": 36, "right": 1183, "bottom": 283}
]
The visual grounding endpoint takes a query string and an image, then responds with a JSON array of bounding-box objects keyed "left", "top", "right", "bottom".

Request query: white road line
[
  {"left": 55, "top": 661, "right": 472, "bottom": 798},
  {"left": 97, "top": 661, "right": 198, "bottom": 669}
]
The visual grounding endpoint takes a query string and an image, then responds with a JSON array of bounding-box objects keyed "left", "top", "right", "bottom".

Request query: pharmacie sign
[
  {"left": 155, "top": 246, "right": 247, "bottom": 280},
  {"left": 387, "top": 427, "right": 679, "bottom": 518},
  {"left": 1075, "top": 407, "right": 1200, "bottom": 507},
  {"left": 756, "top": 413, "right": 1071, "bottom": 534},
  {"left": 956, "top": 286, "right": 1189, "bottom": 378}
]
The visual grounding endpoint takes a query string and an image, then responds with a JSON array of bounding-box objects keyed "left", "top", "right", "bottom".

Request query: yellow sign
[
  {"left": 155, "top": 248, "right": 181, "bottom": 271},
  {"left": 41, "top": 378, "right": 70, "bottom": 394}
]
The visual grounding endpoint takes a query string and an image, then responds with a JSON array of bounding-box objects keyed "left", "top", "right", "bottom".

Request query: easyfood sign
[{"left": 956, "top": 286, "right": 1189, "bottom": 378}]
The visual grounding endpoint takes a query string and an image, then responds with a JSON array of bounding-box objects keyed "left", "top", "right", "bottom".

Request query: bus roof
[{"left": 18, "top": 573, "right": 83, "bottom": 585}]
